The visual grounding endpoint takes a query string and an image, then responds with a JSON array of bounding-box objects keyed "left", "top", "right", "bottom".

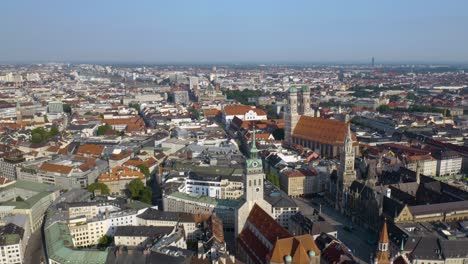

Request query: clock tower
[
  {"left": 235, "top": 124, "right": 272, "bottom": 236},
  {"left": 245, "top": 127, "right": 264, "bottom": 202}
]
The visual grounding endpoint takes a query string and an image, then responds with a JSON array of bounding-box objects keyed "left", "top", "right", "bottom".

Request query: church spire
[
  {"left": 374, "top": 220, "right": 390, "bottom": 264},
  {"left": 250, "top": 122, "right": 258, "bottom": 159}
]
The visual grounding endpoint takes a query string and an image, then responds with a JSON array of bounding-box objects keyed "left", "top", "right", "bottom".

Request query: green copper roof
[
  {"left": 45, "top": 222, "right": 108, "bottom": 264},
  {"left": 301, "top": 85, "right": 311, "bottom": 92},
  {"left": 288, "top": 86, "right": 297, "bottom": 93}
]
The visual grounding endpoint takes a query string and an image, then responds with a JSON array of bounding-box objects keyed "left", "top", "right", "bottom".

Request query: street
[
  {"left": 24, "top": 228, "right": 45, "bottom": 264},
  {"left": 293, "top": 197, "right": 375, "bottom": 263}
]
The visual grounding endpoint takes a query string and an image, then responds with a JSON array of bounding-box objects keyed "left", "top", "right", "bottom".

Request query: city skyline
[{"left": 1, "top": 0, "right": 468, "bottom": 64}]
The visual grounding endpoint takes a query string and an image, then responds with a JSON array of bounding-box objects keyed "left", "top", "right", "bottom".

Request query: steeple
[
  {"left": 336, "top": 123, "right": 356, "bottom": 212},
  {"left": 284, "top": 87, "right": 300, "bottom": 143},
  {"left": 399, "top": 239, "right": 405, "bottom": 255},
  {"left": 374, "top": 220, "right": 390, "bottom": 264},
  {"left": 250, "top": 123, "right": 258, "bottom": 159}
]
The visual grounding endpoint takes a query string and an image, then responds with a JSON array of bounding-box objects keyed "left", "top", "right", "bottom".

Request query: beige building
[
  {"left": 395, "top": 200, "right": 468, "bottom": 224},
  {"left": 98, "top": 166, "right": 146, "bottom": 196},
  {"left": 0, "top": 180, "right": 59, "bottom": 233},
  {"left": 280, "top": 168, "right": 326, "bottom": 197}
]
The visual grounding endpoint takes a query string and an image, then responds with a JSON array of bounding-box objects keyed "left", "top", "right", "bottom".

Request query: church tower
[
  {"left": 299, "top": 85, "right": 313, "bottom": 116},
  {"left": 235, "top": 124, "right": 271, "bottom": 236},
  {"left": 245, "top": 127, "right": 264, "bottom": 202},
  {"left": 284, "top": 87, "right": 300, "bottom": 143},
  {"left": 336, "top": 124, "right": 356, "bottom": 212},
  {"left": 374, "top": 221, "right": 391, "bottom": 264},
  {"left": 16, "top": 101, "right": 22, "bottom": 125}
]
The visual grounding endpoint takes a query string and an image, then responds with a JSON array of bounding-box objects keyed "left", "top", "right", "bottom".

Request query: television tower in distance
[{"left": 371, "top": 57, "right": 375, "bottom": 67}]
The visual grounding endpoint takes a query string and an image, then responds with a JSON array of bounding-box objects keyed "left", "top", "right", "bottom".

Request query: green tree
[
  {"left": 389, "top": 95, "right": 400, "bottom": 102},
  {"left": 97, "top": 123, "right": 112, "bottom": 136},
  {"left": 129, "top": 103, "right": 140, "bottom": 112},
  {"left": 139, "top": 187, "right": 152, "bottom": 204},
  {"left": 406, "top": 92, "right": 417, "bottom": 100},
  {"left": 31, "top": 133, "right": 44, "bottom": 144},
  {"left": 87, "top": 182, "right": 110, "bottom": 195},
  {"left": 225, "top": 89, "right": 265, "bottom": 105},
  {"left": 63, "top": 104, "right": 72, "bottom": 114},
  {"left": 31, "top": 127, "right": 57, "bottom": 144},
  {"left": 266, "top": 172, "right": 280, "bottom": 188},
  {"left": 377, "top": 105, "right": 391, "bottom": 113},
  {"left": 128, "top": 179, "right": 145, "bottom": 199},
  {"left": 50, "top": 126, "right": 59, "bottom": 137},
  {"left": 44, "top": 115, "right": 49, "bottom": 123},
  {"left": 97, "top": 235, "right": 113, "bottom": 249},
  {"left": 137, "top": 165, "right": 151, "bottom": 179}
]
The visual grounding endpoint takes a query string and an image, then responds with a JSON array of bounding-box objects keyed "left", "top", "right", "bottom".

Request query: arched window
[{"left": 249, "top": 180, "right": 251, "bottom": 187}]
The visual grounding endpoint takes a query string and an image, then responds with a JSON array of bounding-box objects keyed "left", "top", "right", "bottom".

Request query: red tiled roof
[
  {"left": 246, "top": 204, "right": 290, "bottom": 244},
  {"left": 224, "top": 105, "right": 266, "bottom": 116},
  {"left": 98, "top": 166, "right": 145, "bottom": 182},
  {"left": 76, "top": 144, "right": 105, "bottom": 156},
  {"left": 39, "top": 163, "right": 73, "bottom": 174},
  {"left": 238, "top": 228, "right": 269, "bottom": 264},
  {"left": 293, "top": 117, "right": 357, "bottom": 146},
  {"left": 270, "top": 235, "right": 320, "bottom": 264}
]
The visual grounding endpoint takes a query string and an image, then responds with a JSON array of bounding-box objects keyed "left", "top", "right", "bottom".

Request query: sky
[{"left": 1, "top": 0, "right": 467, "bottom": 64}]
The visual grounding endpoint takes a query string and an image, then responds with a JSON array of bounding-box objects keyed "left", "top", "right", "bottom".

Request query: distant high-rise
[{"left": 372, "top": 57, "right": 375, "bottom": 67}]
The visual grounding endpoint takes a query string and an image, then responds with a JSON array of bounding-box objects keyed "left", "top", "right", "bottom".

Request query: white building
[
  {"left": 433, "top": 150, "right": 462, "bottom": 176},
  {"left": 48, "top": 101, "right": 64, "bottom": 114},
  {"left": 222, "top": 105, "right": 267, "bottom": 125},
  {"left": 182, "top": 172, "right": 243, "bottom": 200},
  {"left": 0, "top": 223, "right": 25, "bottom": 264}
]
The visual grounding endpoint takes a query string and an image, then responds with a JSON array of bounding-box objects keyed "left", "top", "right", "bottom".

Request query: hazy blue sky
[{"left": 1, "top": 0, "right": 467, "bottom": 63}]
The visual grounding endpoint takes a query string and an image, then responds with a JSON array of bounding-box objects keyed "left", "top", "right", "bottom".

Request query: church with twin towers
[{"left": 284, "top": 86, "right": 358, "bottom": 158}]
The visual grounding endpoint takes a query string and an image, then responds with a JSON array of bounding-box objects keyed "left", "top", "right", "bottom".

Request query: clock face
[
  {"left": 252, "top": 161, "right": 259, "bottom": 168},
  {"left": 255, "top": 187, "right": 260, "bottom": 192}
]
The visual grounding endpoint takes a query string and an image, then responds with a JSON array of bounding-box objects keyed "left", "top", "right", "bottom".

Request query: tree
[
  {"left": 139, "top": 187, "right": 152, "bottom": 204},
  {"left": 50, "top": 126, "right": 59, "bottom": 137},
  {"left": 98, "top": 235, "right": 113, "bottom": 249},
  {"left": 31, "top": 127, "right": 57, "bottom": 144},
  {"left": 44, "top": 115, "right": 49, "bottom": 123},
  {"left": 272, "top": 128, "right": 285, "bottom": 140},
  {"left": 129, "top": 103, "right": 140, "bottom": 112},
  {"left": 63, "top": 104, "right": 72, "bottom": 114},
  {"left": 266, "top": 172, "right": 280, "bottom": 188},
  {"left": 87, "top": 182, "right": 110, "bottom": 195},
  {"left": 389, "top": 95, "right": 400, "bottom": 102},
  {"left": 97, "top": 123, "right": 112, "bottom": 136},
  {"left": 31, "top": 133, "right": 44, "bottom": 144},
  {"left": 377, "top": 105, "right": 391, "bottom": 113},
  {"left": 128, "top": 179, "right": 145, "bottom": 199},
  {"left": 225, "top": 89, "right": 265, "bottom": 105},
  {"left": 137, "top": 165, "right": 151, "bottom": 179},
  {"left": 406, "top": 92, "right": 417, "bottom": 100}
]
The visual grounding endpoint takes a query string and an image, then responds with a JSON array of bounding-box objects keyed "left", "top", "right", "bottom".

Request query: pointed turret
[
  {"left": 250, "top": 122, "right": 259, "bottom": 159},
  {"left": 374, "top": 220, "right": 390, "bottom": 264}
]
